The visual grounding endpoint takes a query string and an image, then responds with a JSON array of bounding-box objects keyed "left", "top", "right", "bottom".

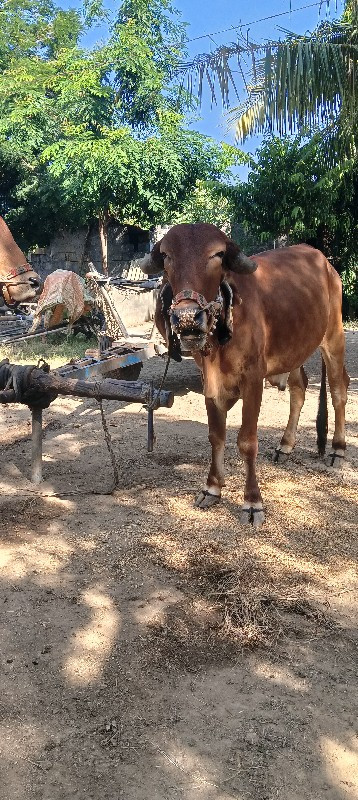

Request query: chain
[{"left": 97, "top": 398, "right": 120, "bottom": 488}]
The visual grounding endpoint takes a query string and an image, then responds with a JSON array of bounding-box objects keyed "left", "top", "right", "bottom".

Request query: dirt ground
[{"left": 0, "top": 332, "right": 357, "bottom": 800}]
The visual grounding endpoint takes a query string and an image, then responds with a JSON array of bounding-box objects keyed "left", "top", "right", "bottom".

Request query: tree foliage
[
  {"left": 233, "top": 135, "right": 358, "bottom": 313},
  {"left": 0, "top": 0, "right": 107, "bottom": 66},
  {"left": 109, "top": 0, "right": 189, "bottom": 128},
  {"left": 179, "top": 0, "right": 358, "bottom": 314},
  {"left": 0, "top": 0, "right": 242, "bottom": 253},
  {"left": 170, "top": 179, "right": 238, "bottom": 232},
  {"left": 37, "top": 124, "right": 240, "bottom": 229}
]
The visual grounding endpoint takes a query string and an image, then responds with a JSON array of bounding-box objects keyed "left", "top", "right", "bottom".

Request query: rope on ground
[{"left": 97, "top": 397, "right": 121, "bottom": 489}]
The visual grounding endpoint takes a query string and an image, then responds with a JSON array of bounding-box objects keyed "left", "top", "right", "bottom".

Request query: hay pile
[{"left": 187, "top": 546, "right": 330, "bottom": 648}]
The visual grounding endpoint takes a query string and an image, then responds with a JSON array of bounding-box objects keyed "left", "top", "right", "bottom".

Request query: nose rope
[
  {"left": 170, "top": 289, "right": 223, "bottom": 340},
  {"left": 170, "top": 288, "right": 222, "bottom": 315},
  {"left": 0, "top": 263, "right": 34, "bottom": 284},
  {"left": 0, "top": 264, "right": 36, "bottom": 307}
]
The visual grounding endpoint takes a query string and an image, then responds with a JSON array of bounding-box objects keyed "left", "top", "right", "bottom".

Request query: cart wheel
[{"left": 110, "top": 361, "right": 143, "bottom": 381}]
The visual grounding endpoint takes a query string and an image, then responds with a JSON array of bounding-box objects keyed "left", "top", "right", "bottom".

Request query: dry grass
[
  {"left": 143, "top": 535, "right": 332, "bottom": 651},
  {"left": 187, "top": 548, "right": 330, "bottom": 648}
]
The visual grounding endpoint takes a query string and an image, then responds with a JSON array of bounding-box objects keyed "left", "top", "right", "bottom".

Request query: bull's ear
[
  {"left": 224, "top": 239, "right": 257, "bottom": 274},
  {"left": 139, "top": 241, "right": 164, "bottom": 275}
]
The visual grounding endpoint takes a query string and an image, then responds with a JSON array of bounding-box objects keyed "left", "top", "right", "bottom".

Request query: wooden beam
[{"left": 0, "top": 366, "right": 174, "bottom": 409}]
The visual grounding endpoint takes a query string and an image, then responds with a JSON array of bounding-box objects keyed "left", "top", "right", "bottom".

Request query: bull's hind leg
[
  {"left": 274, "top": 366, "right": 308, "bottom": 463},
  {"left": 320, "top": 333, "right": 349, "bottom": 467},
  {"left": 195, "top": 398, "right": 227, "bottom": 509},
  {"left": 317, "top": 265, "right": 350, "bottom": 466}
]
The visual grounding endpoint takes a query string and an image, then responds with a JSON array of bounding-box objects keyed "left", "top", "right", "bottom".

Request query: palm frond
[
  {"left": 178, "top": 17, "right": 358, "bottom": 162},
  {"left": 178, "top": 39, "right": 256, "bottom": 106}
]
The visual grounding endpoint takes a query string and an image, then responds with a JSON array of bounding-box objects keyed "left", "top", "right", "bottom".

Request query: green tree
[
  {"left": 233, "top": 135, "right": 358, "bottom": 313},
  {"left": 39, "top": 124, "right": 241, "bottom": 272},
  {"left": 233, "top": 137, "right": 333, "bottom": 244},
  {"left": 0, "top": 0, "right": 244, "bottom": 272},
  {"left": 109, "top": 0, "right": 189, "bottom": 129},
  {"left": 181, "top": 1, "right": 358, "bottom": 314},
  {"left": 0, "top": 35, "right": 115, "bottom": 252},
  {"left": 0, "top": 0, "right": 84, "bottom": 75},
  {"left": 170, "top": 179, "right": 239, "bottom": 232}
]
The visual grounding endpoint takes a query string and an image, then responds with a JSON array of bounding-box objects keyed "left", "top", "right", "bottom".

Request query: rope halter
[
  {"left": 0, "top": 263, "right": 34, "bottom": 284},
  {"left": 169, "top": 288, "right": 224, "bottom": 338},
  {"left": 0, "top": 263, "right": 35, "bottom": 307}
]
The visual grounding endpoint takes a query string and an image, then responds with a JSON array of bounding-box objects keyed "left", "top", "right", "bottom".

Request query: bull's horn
[{"left": 234, "top": 251, "right": 257, "bottom": 274}]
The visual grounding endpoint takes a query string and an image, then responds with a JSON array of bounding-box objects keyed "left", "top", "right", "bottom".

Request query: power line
[{"left": 168, "top": 1, "right": 343, "bottom": 47}]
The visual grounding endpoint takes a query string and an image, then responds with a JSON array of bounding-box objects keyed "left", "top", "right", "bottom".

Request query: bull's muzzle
[
  {"left": 170, "top": 306, "right": 208, "bottom": 336},
  {"left": 169, "top": 289, "right": 223, "bottom": 352},
  {"left": 170, "top": 304, "right": 209, "bottom": 352}
]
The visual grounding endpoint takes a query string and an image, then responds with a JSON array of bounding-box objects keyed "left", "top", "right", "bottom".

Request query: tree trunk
[
  {"left": 80, "top": 221, "right": 93, "bottom": 277},
  {"left": 99, "top": 208, "right": 110, "bottom": 275}
]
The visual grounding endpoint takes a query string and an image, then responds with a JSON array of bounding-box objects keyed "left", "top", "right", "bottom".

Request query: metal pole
[
  {"left": 30, "top": 406, "right": 43, "bottom": 483},
  {"left": 0, "top": 322, "right": 69, "bottom": 345}
]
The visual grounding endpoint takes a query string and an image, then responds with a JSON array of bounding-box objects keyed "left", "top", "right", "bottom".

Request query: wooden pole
[
  {"left": 30, "top": 406, "right": 43, "bottom": 484},
  {"left": 0, "top": 365, "right": 174, "bottom": 485},
  {"left": 0, "top": 368, "right": 174, "bottom": 409}
]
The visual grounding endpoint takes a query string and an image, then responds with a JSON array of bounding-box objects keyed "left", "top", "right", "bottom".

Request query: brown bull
[
  {"left": 0, "top": 216, "right": 40, "bottom": 307},
  {"left": 141, "top": 223, "right": 349, "bottom": 526}
]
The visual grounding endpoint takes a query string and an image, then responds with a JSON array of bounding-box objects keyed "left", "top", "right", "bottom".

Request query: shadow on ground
[{"left": 0, "top": 346, "right": 357, "bottom": 800}]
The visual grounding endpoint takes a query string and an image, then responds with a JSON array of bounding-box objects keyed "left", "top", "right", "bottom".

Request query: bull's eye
[
  {"left": 209, "top": 251, "right": 225, "bottom": 260},
  {"left": 162, "top": 253, "right": 172, "bottom": 271}
]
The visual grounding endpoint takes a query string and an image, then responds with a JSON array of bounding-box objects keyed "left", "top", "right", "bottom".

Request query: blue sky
[{"left": 62, "top": 0, "right": 345, "bottom": 168}]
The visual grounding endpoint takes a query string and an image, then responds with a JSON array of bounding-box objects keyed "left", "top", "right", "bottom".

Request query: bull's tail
[{"left": 316, "top": 357, "right": 328, "bottom": 457}]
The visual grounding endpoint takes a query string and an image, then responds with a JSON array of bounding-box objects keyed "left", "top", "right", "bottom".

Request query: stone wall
[{"left": 29, "top": 221, "right": 151, "bottom": 282}]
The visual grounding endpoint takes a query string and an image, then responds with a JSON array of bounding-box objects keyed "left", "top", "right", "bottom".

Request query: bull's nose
[
  {"left": 29, "top": 277, "right": 40, "bottom": 288},
  {"left": 193, "top": 309, "right": 207, "bottom": 329},
  {"left": 170, "top": 306, "right": 207, "bottom": 334}
]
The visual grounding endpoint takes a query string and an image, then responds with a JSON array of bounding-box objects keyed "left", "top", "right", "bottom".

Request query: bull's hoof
[
  {"left": 194, "top": 490, "right": 221, "bottom": 510},
  {"left": 273, "top": 447, "right": 291, "bottom": 464},
  {"left": 326, "top": 452, "right": 345, "bottom": 469},
  {"left": 239, "top": 505, "right": 265, "bottom": 527}
]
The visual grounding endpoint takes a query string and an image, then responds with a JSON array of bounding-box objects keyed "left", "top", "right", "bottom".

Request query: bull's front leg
[
  {"left": 194, "top": 398, "right": 227, "bottom": 509},
  {"left": 238, "top": 380, "right": 265, "bottom": 527}
]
